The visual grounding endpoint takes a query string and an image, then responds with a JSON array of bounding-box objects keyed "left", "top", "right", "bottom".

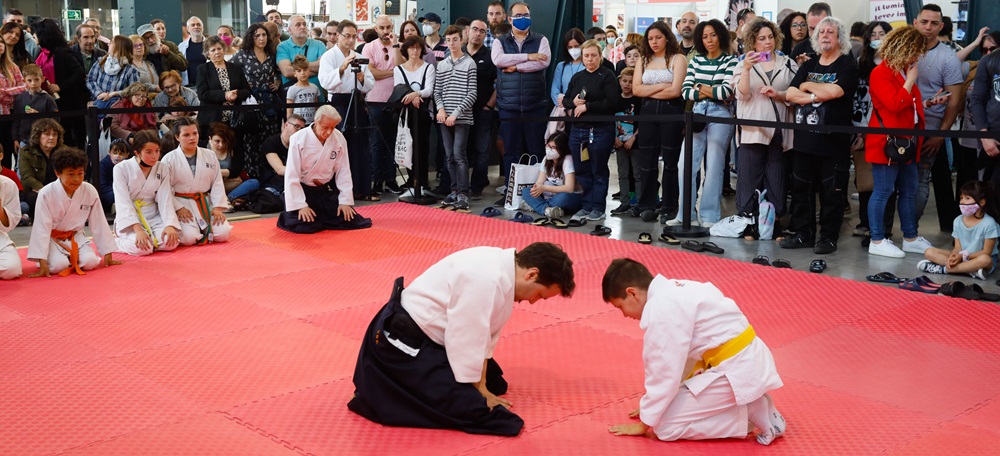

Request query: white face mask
[
  {"left": 545, "top": 147, "right": 560, "bottom": 160},
  {"left": 422, "top": 24, "right": 434, "bottom": 36},
  {"left": 568, "top": 48, "right": 581, "bottom": 60}
]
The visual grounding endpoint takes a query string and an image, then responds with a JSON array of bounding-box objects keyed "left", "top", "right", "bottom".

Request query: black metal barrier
[{"left": 5, "top": 100, "right": 998, "bottom": 221}]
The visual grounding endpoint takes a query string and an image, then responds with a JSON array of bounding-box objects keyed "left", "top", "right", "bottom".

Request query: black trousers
[
  {"left": 787, "top": 151, "right": 850, "bottom": 242},
  {"left": 330, "top": 94, "right": 373, "bottom": 197},
  {"left": 276, "top": 182, "right": 372, "bottom": 233},
  {"left": 348, "top": 278, "right": 523, "bottom": 436},
  {"left": 736, "top": 139, "right": 786, "bottom": 216},
  {"left": 635, "top": 99, "right": 684, "bottom": 213}
]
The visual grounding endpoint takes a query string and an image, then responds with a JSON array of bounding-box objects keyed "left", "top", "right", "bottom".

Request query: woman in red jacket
[
  {"left": 866, "top": 26, "right": 946, "bottom": 258},
  {"left": 110, "top": 82, "right": 158, "bottom": 141}
]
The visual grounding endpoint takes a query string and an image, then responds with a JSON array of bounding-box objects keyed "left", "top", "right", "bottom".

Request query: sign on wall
[{"left": 871, "top": 0, "right": 907, "bottom": 27}]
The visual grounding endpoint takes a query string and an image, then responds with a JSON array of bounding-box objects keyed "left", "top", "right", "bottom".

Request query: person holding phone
[{"left": 731, "top": 18, "right": 798, "bottom": 240}]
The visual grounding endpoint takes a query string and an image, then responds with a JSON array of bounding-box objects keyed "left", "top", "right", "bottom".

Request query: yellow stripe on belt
[{"left": 687, "top": 325, "right": 755, "bottom": 379}]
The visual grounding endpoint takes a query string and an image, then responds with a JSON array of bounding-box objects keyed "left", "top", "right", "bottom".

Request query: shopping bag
[
  {"left": 394, "top": 110, "right": 413, "bottom": 169},
  {"left": 504, "top": 154, "right": 540, "bottom": 211}
]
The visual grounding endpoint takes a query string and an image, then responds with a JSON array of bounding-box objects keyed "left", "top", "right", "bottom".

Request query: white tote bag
[
  {"left": 504, "top": 154, "right": 540, "bottom": 211},
  {"left": 394, "top": 109, "right": 413, "bottom": 169}
]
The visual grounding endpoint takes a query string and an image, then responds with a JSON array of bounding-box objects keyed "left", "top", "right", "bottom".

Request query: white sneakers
[
  {"left": 869, "top": 237, "right": 934, "bottom": 258},
  {"left": 869, "top": 239, "right": 905, "bottom": 258},
  {"left": 902, "top": 237, "right": 934, "bottom": 254}
]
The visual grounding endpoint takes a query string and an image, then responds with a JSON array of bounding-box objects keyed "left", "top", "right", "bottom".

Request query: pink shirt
[{"left": 362, "top": 39, "right": 397, "bottom": 102}]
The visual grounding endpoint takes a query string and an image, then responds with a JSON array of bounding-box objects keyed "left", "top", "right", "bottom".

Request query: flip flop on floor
[
  {"left": 549, "top": 218, "right": 568, "bottom": 229},
  {"left": 954, "top": 282, "right": 984, "bottom": 300},
  {"left": 866, "top": 272, "right": 908, "bottom": 283},
  {"left": 913, "top": 275, "right": 941, "bottom": 289},
  {"left": 567, "top": 218, "right": 587, "bottom": 227},
  {"left": 659, "top": 233, "right": 680, "bottom": 245},
  {"left": 899, "top": 279, "right": 940, "bottom": 294},
  {"left": 771, "top": 259, "right": 792, "bottom": 269},
  {"left": 752, "top": 255, "right": 771, "bottom": 266},
  {"left": 510, "top": 212, "right": 533, "bottom": 223},
  {"left": 532, "top": 217, "right": 551, "bottom": 226},
  {"left": 970, "top": 283, "right": 1000, "bottom": 302},
  {"left": 481, "top": 206, "right": 502, "bottom": 217},
  {"left": 590, "top": 225, "right": 612, "bottom": 236},
  {"left": 437, "top": 203, "right": 456, "bottom": 211},
  {"left": 701, "top": 241, "right": 724, "bottom": 254},
  {"left": 809, "top": 259, "right": 827, "bottom": 273},
  {"left": 638, "top": 232, "right": 652, "bottom": 244},
  {"left": 682, "top": 240, "right": 705, "bottom": 252}
]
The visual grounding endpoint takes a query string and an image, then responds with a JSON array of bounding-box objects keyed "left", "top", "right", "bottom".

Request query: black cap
[{"left": 418, "top": 12, "right": 442, "bottom": 24}]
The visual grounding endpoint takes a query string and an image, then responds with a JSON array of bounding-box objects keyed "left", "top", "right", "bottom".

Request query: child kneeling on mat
[
  {"left": 519, "top": 132, "right": 583, "bottom": 219},
  {"left": 919, "top": 181, "right": 1000, "bottom": 280},
  {"left": 602, "top": 258, "right": 785, "bottom": 444}
]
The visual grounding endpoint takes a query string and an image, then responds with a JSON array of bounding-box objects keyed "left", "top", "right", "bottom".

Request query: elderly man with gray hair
[
  {"left": 780, "top": 16, "right": 859, "bottom": 255},
  {"left": 278, "top": 105, "right": 373, "bottom": 233}
]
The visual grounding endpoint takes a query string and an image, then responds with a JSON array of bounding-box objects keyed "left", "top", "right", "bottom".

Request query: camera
[{"left": 351, "top": 57, "right": 370, "bottom": 67}]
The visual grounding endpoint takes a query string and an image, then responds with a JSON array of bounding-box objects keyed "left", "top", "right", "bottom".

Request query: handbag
[
  {"left": 394, "top": 109, "right": 413, "bottom": 169},
  {"left": 545, "top": 105, "right": 567, "bottom": 138},
  {"left": 230, "top": 95, "right": 259, "bottom": 132},
  {"left": 503, "top": 154, "right": 541, "bottom": 211},
  {"left": 873, "top": 107, "right": 917, "bottom": 164}
]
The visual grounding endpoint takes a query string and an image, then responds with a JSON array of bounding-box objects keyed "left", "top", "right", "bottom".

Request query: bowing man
[
  {"left": 348, "top": 242, "right": 576, "bottom": 436},
  {"left": 113, "top": 130, "right": 181, "bottom": 256},
  {"left": 278, "top": 105, "right": 372, "bottom": 233},
  {"left": 161, "top": 117, "right": 233, "bottom": 245}
]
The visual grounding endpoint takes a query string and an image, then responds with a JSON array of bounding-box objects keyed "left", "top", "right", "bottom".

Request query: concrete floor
[{"left": 9, "top": 163, "right": 998, "bottom": 294}]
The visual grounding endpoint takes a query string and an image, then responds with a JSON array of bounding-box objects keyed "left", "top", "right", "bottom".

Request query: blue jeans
[
  {"left": 441, "top": 124, "right": 471, "bottom": 193},
  {"left": 869, "top": 163, "right": 918, "bottom": 241},
  {"left": 678, "top": 100, "right": 734, "bottom": 222},
  {"left": 568, "top": 125, "right": 615, "bottom": 212},
  {"left": 520, "top": 187, "right": 583, "bottom": 215},
  {"left": 228, "top": 178, "right": 261, "bottom": 200},
  {"left": 499, "top": 107, "right": 547, "bottom": 186}
]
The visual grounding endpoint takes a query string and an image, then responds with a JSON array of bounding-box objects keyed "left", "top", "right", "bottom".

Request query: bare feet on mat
[{"left": 748, "top": 393, "right": 785, "bottom": 445}]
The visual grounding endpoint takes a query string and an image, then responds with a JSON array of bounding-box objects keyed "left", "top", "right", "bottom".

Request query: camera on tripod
[{"left": 351, "top": 57, "right": 370, "bottom": 67}]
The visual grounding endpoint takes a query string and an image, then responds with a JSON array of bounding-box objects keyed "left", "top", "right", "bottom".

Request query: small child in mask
[
  {"left": 519, "top": 132, "right": 583, "bottom": 221},
  {"left": 919, "top": 181, "right": 1000, "bottom": 280},
  {"left": 99, "top": 139, "right": 131, "bottom": 213}
]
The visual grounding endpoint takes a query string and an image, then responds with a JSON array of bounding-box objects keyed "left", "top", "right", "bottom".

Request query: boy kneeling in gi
[{"left": 603, "top": 258, "right": 785, "bottom": 445}]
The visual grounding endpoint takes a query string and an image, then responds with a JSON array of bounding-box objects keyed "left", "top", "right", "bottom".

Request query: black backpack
[{"left": 246, "top": 188, "right": 284, "bottom": 214}]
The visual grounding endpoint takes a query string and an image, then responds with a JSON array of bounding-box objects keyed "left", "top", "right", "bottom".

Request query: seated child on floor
[
  {"left": 0, "top": 145, "right": 29, "bottom": 225},
  {"left": 27, "top": 147, "right": 120, "bottom": 277},
  {"left": 113, "top": 130, "right": 181, "bottom": 256},
  {"left": 919, "top": 181, "right": 1000, "bottom": 280},
  {"left": 519, "top": 131, "right": 583, "bottom": 219},
  {"left": 0, "top": 173, "right": 22, "bottom": 279},
  {"left": 99, "top": 139, "right": 131, "bottom": 211},
  {"left": 603, "top": 258, "right": 786, "bottom": 445}
]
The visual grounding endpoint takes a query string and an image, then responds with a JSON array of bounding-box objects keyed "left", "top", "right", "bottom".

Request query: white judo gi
[
  {"left": 161, "top": 147, "right": 232, "bottom": 245},
  {"left": 0, "top": 175, "right": 22, "bottom": 279},
  {"left": 113, "top": 159, "right": 181, "bottom": 256},
  {"left": 284, "top": 126, "right": 355, "bottom": 211},
  {"left": 639, "top": 275, "right": 783, "bottom": 441},
  {"left": 27, "top": 181, "right": 117, "bottom": 275},
  {"left": 401, "top": 247, "right": 516, "bottom": 383}
]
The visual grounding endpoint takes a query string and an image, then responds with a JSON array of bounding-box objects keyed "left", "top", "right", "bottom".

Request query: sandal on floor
[
  {"left": 567, "top": 218, "right": 587, "bottom": 227},
  {"left": 437, "top": 203, "right": 456, "bottom": 211},
  {"left": 752, "top": 255, "right": 771, "bottom": 266},
  {"left": 809, "top": 259, "right": 827, "bottom": 273},
  {"left": 590, "top": 225, "right": 612, "bottom": 236},
  {"left": 866, "top": 272, "right": 908, "bottom": 283},
  {"left": 771, "top": 259, "right": 792, "bottom": 269},
  {"left": 970, "top": 284, "right": 1000, "bottom": 302},
  {"left": 900, "top": 279, "right": 940, "bottom": 294},
  {"left": 659, "top": 233, "right": 680, "bottom": 245},
  {"left": 481, "top": 206, "right": 503, "bottom": 217},
  {"left": 954, "top": 282, "right": 984, "bottom": 300},
  {"left": 359, "top": 194, "right": 382, "bottom": 202},
  {"left": 532, "top": 217, "right": 551, "bottom": 226},
  {"left": 638, "top": 232, "right": 652, "bottom": 244},
  {"left": 701, "top": 241, "right": 724, "bottom": 254},
  {"left": 913, "top": 276, "right": 941, "bottom": 289},
  {"left": 682, "top": 240, "right": 705, "bottom": 252},
  {"left": 510, "top": 212, "right": 533, "bottom": 223},
  {"left": 549, "top": 218, "right": 569, "bottom": 229}
]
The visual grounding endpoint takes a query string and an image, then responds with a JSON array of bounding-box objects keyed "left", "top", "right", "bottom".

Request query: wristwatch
[{"left": 810, "top": 93, "right": 817, "bottom": 103}]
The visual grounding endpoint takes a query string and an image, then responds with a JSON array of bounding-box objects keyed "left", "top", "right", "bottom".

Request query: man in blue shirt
[{"left": 277, "top": 15, "right": 326, "bottom": 88}]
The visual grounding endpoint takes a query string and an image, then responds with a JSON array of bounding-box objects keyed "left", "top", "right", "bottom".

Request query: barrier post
[
  {"left": 399, "top": 105, "right": 437, "bottom": 205},
  {"left": 663, "top": 111, "right": 709, "bottom": 238},
  {"left": 86, "top": 105, "right": 100, "bottom": 185}
]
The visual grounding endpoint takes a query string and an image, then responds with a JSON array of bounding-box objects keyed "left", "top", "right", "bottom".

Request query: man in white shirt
[
  {"left": 318, "top": 20, "right": 378, "bottom": 201},
  {"left": 603, "top": 259, "right": 785, "bottom": 445},
  {"left": 277, "top": 105, "right": 371, "bottom": 233},
  {"left": 348, "top": 242, "right": 576, "bottom": 436}
]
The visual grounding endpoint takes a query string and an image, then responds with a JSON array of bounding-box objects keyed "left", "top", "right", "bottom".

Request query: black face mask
[{"left": 139, "top": 159, "right": 153, "bottom": 168}]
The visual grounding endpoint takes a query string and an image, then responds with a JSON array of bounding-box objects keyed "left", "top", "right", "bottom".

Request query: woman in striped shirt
[{"left": 668, "top": 19, "right": 737, "bottom": 227}]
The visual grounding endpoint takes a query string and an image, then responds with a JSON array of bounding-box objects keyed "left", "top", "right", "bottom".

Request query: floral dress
[{"left": 232, "top": 50, "right": 281, "bottom": 177}]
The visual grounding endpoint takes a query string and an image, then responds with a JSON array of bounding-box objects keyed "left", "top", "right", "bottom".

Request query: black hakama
[
  {"left": 276, "top": 181, "right": 372, "bottom": 233},
  {"left": 347, "top": 277, "right": 524, "bottom": 436}
]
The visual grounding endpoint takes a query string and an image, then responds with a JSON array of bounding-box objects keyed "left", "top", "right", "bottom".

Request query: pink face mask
[{"left": 220, "top": 35, "right": 233, "bottom": 46}]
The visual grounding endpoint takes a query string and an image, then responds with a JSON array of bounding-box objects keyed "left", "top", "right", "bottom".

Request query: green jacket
[{"left": 18, "top": 145, "right": 53, "bottom": 192}]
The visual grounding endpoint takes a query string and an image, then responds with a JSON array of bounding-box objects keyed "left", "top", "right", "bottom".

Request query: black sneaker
[
  {"left": 385, "top": 181, "right": 403, "bottom": 194},
  {"left": 661, "top": 209, "right": 678, "bottom": 221},
  {"left": 640, "top": 209, "right": 659, "bottom": 222},
  {"left": 779, "top": 235, "right": 814, "bottom": 249},
  {"left": 813, "top": 238, "right": 837, "bottom": 254},
  {"left": 492, "top": 197, "right": 506, "bottom": 207},
  {"left": 469, "top": 192, "right": 483, "bottom": 201},
  {"left": 610, "top": 202, "right": 631, "bottom": 215},
  {"left": 611, "top": 191, "right": 621, "bottom": 199},
  {"left": 627, "top": 206, "right": 642, "bottom": 218}
]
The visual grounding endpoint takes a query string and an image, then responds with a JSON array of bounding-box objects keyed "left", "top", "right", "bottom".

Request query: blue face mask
[
  {"left": 870, "top": 39, "right": 882, "bottom": 49},
  {"left": 511, "top": 17, "right": 531, "bottom": 32}
]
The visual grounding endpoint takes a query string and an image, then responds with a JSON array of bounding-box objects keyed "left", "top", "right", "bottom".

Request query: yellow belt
[
  {"left": 134, "top": 200, "right": 158, "bottom": 249},
  {"left": 687, "top": 325, "right": 755, "bottom": 379}
]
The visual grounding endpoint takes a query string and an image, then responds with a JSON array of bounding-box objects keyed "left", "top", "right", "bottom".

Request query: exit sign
[{"left": 65, "top": 10, "right": 82, "bottom": 20}]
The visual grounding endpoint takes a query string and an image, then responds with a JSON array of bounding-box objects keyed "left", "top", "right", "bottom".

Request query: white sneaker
[
  {"left": 917, "top": 260, "right": 947, "bottom": 275},
  {"left": 970, "top": 268, "right": 987, "bottom": 280},
  {"left": 869, "top": 239, "right": 905, "bottom": 258},
  {"left": 902, "top": 237, "right": 934, "bottom": 254},
  {"left": 496, "top": 185, "right": 507, "bottom": 195},
  {"left": 665, "top": 217, "right": 701, "bottom": 227},
  {"left": 545, "top": 206, "right": 563, "bottom": 219},
  {"left": 519, "top": 200, "right": 533, "bottom": 212}
]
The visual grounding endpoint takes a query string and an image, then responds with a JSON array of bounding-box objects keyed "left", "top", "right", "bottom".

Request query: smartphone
[
  {"left": 579, "top": 88, "right": 588, "bottom": 100},
  {"left": 758, "top": 51, "right": 771, "bottom": 62},
  {"left": 938, "top": 91, "right": 952, "bottom": 98}
]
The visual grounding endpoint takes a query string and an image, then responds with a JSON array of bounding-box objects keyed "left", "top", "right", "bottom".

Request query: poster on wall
[
  {"left": 355, "top": 0, "right": 370, "bottom": 23},
  {"left": 870, "top": 1, "right": 907, "bottom": 28},
  {"left": 617, "top": 14, "right": 624, "bottom": 31},
  {"left": 385, "top": 0, "right": 400, "bottom": 16},
  {"left": 726, "top": 0, "right": 753, "bottom": 31},
  {"left": 634, "top": 17, "right": 655, "bottom": 35}
]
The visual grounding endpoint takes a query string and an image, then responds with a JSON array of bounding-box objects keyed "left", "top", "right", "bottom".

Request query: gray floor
[{"left": 10, "top": 163, "right": 999, "bottom": 294}]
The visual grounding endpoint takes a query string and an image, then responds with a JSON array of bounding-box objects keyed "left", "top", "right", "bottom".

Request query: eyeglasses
[
  {"left": 512, "top": 14, "right": 530, "bottom": 19},
  {"left": 791, "top": 23, "right": 808, "bottom": 29},
  {"left": 288, "top": 122, "right": 305, "bottom": 130},
  {"left": 984, "top": 46, "right": 998, "bottom": 54},
  {"left": 470, "top": 26, "right": 487, "bottom": 35},
  {"left": 163, "top": 83, "right": 179, "bottom": 91},
  {"left": 133, "top": 44, "right": 144, "bottom": 48},
  {"left": 342, "top": 33, "right": 357, "bottom": 40}
]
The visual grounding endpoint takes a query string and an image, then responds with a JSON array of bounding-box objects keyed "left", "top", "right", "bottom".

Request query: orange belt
[
  {"left": 50, "top": 229, "right": 84, "bottom": 276},
  {"left": 175, "top": 191, "right": 213, "bottom": 245}
]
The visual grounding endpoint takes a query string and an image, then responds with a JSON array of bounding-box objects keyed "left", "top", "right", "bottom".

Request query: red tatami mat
[{"left": 3, "top": 203, "right": 1000, "bottom": 455}]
